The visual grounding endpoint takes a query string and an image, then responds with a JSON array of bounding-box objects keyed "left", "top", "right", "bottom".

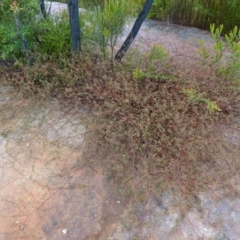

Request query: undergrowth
[{"left": 1, "top": 28, "right": 240, "bottom": 200}]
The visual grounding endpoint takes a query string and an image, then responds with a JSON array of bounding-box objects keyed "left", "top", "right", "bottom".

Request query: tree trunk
[
  {"left": 68, "top": 0, "right": 81, "bottom": 52},
  {"left": 115, "top": 0, "right": 153, "bottom": 61},
  {"left": 39, "top": 0, "right": 47, "bottom": 19}
]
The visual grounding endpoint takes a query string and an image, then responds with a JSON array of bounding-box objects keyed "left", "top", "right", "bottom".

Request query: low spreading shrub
[
  {"left": 1, "top": 0, "right": 240, "bottom": 199},
  {"left": 2, "top": 28, "right": 240, "bottom": 198}
]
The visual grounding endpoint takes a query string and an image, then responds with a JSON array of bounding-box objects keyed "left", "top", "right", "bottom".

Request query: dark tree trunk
[
  {"left": 68, "top": 0, "right": 81, "bottom": 52},
  {"left": 115, "top": 0, "right": 154, "bottom": 61},
  {"left": 39, "top": 0, "right": 47, "bottom": 19}
]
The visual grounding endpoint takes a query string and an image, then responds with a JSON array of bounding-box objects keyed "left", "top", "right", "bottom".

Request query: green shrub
[
  {"left": 32, "top": 12, "right": 71, "bottom": 58},
  {"left": 199, "top": 24, "right": 240, "bottom": 82},
  {"left": 131, "top": 44, "right": 171, "bottom": 80},
  {"left": 0, "top": 0, "right": 39, "bottom": 60},
  {"left": 82, "top": 0, "right": 129, "bottom": 58},
  {"left": 0, "top": 0, "right": 130, "bottom": 61}
]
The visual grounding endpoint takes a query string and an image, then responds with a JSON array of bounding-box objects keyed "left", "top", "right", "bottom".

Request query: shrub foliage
[{"left": 2, "top": 34, "right": 240, "bottom": 197}]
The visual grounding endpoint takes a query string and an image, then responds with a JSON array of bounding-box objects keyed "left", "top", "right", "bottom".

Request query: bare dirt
[{"left": 0, "top": 88, "right": 127, "bottom": 240}]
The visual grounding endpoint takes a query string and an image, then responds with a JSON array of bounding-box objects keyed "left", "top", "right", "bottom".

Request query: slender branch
[{"left": 115, "top": 0, "right": 153, "bottom": 61}]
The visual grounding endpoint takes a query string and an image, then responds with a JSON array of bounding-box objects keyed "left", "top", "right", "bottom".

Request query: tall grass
[
  {"left": 148, "top": 0, "right": 240, "bottom": 33},
  {"left": 133, "top": 0, "right": 239, "bottom": 34}
]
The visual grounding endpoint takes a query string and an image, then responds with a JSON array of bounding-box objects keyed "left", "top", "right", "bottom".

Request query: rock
[{"left": 45, "top": 1, "right": 87, "bottom": 17}]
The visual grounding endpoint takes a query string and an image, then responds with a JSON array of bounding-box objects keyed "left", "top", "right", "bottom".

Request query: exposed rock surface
[
  {"left": 44, "top": 1, "right": 87, "bottom": 15},
  {"left": 0, "top": 86, "right": 126, "bottom": 240}
]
